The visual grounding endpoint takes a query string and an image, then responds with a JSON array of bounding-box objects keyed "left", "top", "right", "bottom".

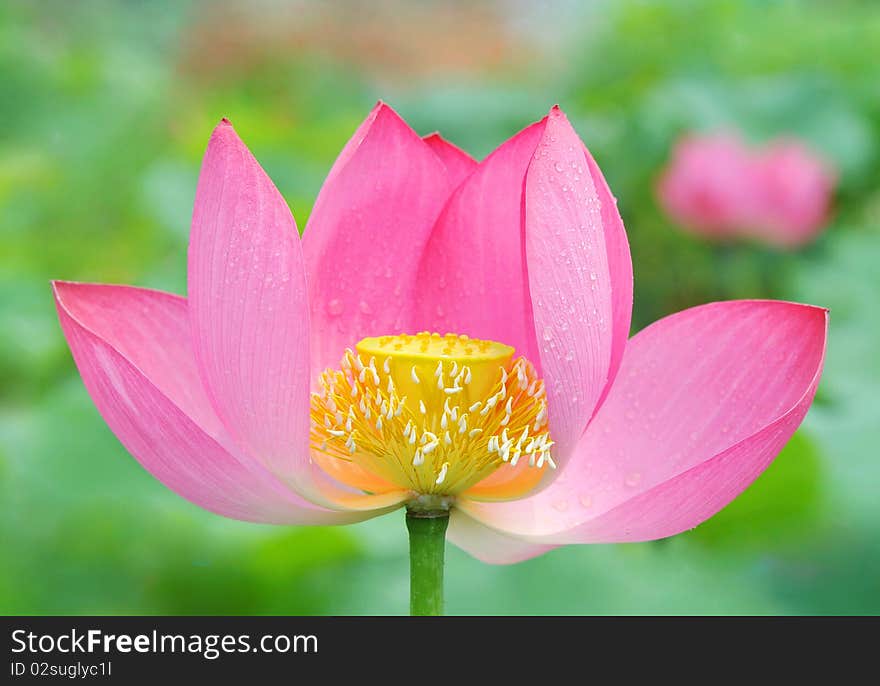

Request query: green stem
[{"left": 406, "top": 510, "right": 449, "bottom": 616}]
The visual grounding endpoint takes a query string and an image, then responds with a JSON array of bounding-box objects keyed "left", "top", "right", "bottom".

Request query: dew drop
[
  {"left": 552, "top": 499, "right": 569, "bottom": 512},
  {"left": 326, "top": 299, "right": 344, "bottom": 316},
  {"left": 578, "top": 494, "right": 593, "bottom": 509},
  {"left": 624, "top": 472, "right": 642, "bottom": 488},
  {"left": 542, "top": 326, "right": 554, "bottom": 342},
  {"left": 358, "top": 300, "right": 373, "bottom": 315},
  {"left": 554, "top": 161, "right": 564, "bottom": 173}
]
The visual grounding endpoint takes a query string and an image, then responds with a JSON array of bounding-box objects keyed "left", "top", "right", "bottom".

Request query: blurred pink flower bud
[
  {"left": 750, "top": 140, "right": 837, "bottom": 248},
  {"left": 657, "top": 132, "right": 836, "bottom": 248}
]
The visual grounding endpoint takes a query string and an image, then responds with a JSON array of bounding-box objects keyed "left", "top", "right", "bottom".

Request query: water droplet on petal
[
  {"left": 327, "top": 299, "right": 344, "bottom": 316},
  {"left": 359, "top": 300, "right": 373, "bottom": 315},
  {"left": 624, "top": 472, "right": 642, "bottom": 488}
]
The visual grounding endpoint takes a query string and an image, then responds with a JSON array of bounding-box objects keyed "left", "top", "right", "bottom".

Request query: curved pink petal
[
  {"left": 447, "top": 509, "right": 556, "bottom": 564},
  {"left": 413, "top": 118, "right": 547, "bottom": 361},
  {"left": 458, "top": 300, "right": 828, "bottom": 544},
  {"left": 187, "top": 119, "right": 319, "bottom": 501},
  {"left": 582, "top": 143, "right": 633, "bottom": 416},
  {"left": 53, "top": 281, "right": 225, "bottom": 442},
  {"left": 53, "top": 281, "right": 378, "bottom": 525},
  {"left": 524, "top": 107, "right": 616, "bottom": 460},
  {"left": 303, "top": 103, "right": 452, "bottom": 376},
  {"left": 423, "top": 132, "right": 478, "bottom": 188}
]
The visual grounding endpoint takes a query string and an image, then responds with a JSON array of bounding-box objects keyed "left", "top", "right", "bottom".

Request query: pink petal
[
  {"left": 458, "top": 300, "right": 828, "bottom": 544},
  {"left": 53, "top": 281, "right": 375, "bottom": 525},
  {"left": 524, "top": 107, "right": 616, "bottom": 459},
  {"left": 303, "top": 103, "right": 452, "bottom": 375},
  {"left": 423, "top": 132, "right": 478, "bottom": 188},
  {"left": 447, "top": 510, "right": 556, "bottom": 564},
  {"left": 187, "top": 119, "right": 319, "bottom": 500},
  {"left": 413, "top": 118, "right": 547, "bottom": 361},
  {"left": 53, "top": 282, "right": 225, "bottom": 442},
  {"left": 581, "top": 143, "right": 633, "bottom": 416}
]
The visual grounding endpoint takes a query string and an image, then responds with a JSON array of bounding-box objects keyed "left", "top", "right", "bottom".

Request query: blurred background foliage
[{"left": 1, "top": 0, "right": 878, "bottom": 614}]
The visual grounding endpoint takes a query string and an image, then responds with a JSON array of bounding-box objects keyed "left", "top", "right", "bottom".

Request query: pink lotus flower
[
  {"left": 54, "top": 104, "right": 827, "bottom": 564},
  {"left": 657, "top": 132, "right": 836, "bottom": 248}
]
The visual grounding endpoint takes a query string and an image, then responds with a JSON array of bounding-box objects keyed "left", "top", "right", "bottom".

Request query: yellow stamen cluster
[{"left": 310, "top": 332, "right": 555, "bottom": 497}]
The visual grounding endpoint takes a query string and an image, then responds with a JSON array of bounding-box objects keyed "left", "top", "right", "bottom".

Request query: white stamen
[
  {"left": 411, "top": 366, "right": 420, "bottom": 384},
  {"left": 435, "top": 462, "right": 449, "bottom": 485}
]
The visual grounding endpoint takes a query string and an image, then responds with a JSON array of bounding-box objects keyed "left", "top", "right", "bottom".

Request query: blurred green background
[{"left": 2, "top": 0, "right": 879, "bottom": 615}]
